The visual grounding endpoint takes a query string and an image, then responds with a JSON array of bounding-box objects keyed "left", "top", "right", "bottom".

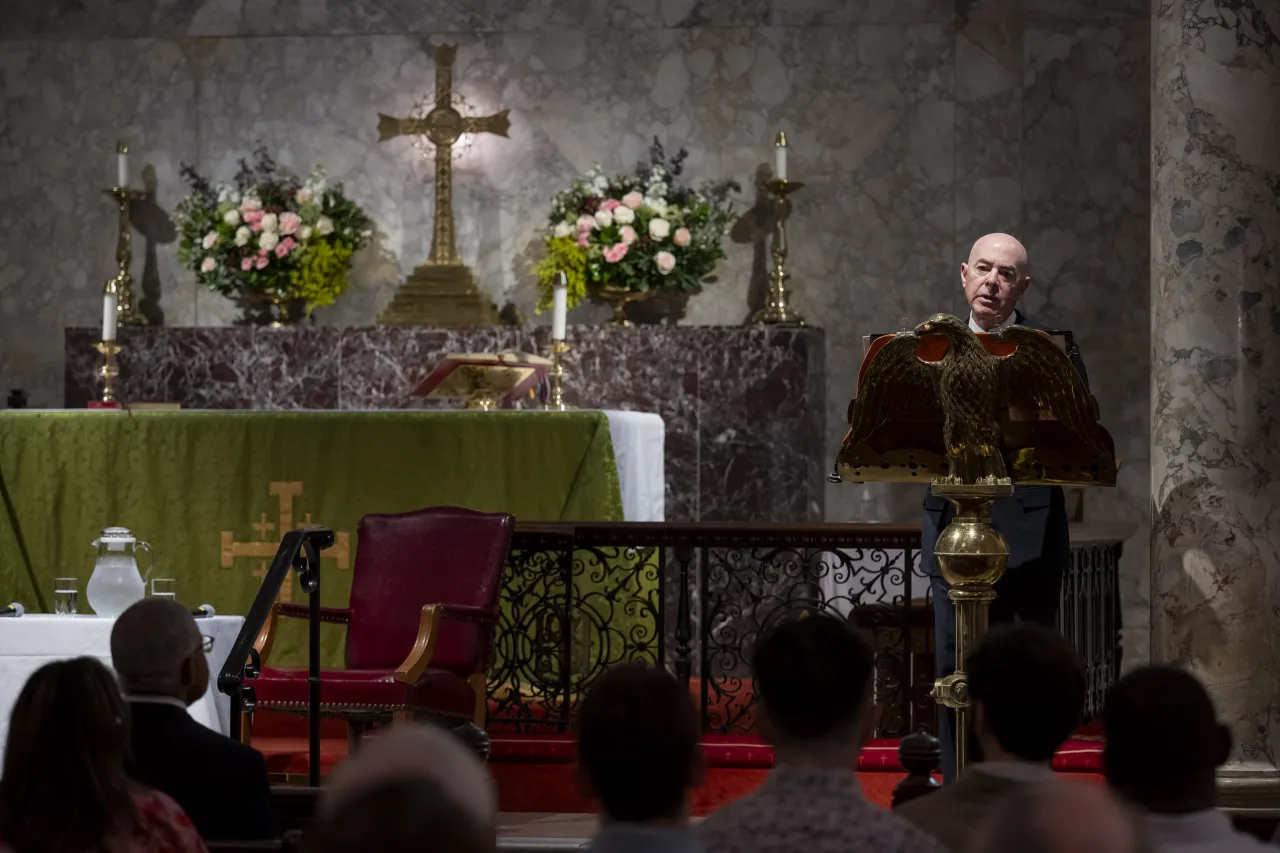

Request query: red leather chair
[{"left": 246, "top": 506, "right": 513, "bottom": 748}]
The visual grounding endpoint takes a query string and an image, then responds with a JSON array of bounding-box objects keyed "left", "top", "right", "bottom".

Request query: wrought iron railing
[
  {"left": 217, "top": 527, "right": 334, "bottom": 786},
  {"left": 488, "top": 523, "right": 1122, "bottom": 737}
]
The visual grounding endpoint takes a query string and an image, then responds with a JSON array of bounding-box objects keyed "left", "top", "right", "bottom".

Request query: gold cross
[
  {"left": 376, "top": 44, "right": 510, "bottom": 266},
  {"left": 221, "top": 481, "right": 352, "bottom": 605}
]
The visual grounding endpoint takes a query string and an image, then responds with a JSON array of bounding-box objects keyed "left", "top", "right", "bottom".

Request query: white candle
[
  {"left": 116, "top": 143, "right": 128, "bottom": 188},
  {"left": 774, "top": 131, "right": 788, "bottom": 181},
  {"left": 551, "top": 273, "right": 567, "bottom": 341},
  {"left": 102, "top": 292, "right": 118, "bottom": 341}
]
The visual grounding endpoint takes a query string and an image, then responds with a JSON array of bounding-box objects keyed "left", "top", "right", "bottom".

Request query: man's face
[{"left": 962, "top": 237, "right": 1029, "bottom": 328}]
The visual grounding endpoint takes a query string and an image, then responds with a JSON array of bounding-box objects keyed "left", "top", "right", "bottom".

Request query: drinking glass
[
  {"left": 53, "top": 578, "right": 78, "bottom": 615},
  {"left": 150, "top": 578, "right": 177, "bottom": 602}
]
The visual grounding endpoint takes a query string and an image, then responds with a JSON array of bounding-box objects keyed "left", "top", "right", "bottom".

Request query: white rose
[
  {"left": 298, "top": 225, "right": 313, "bottom": 241},
  {"left": 295, "top": 187, "right": 314, "bottom": 205},
  {"left": 613, "top": 205, "right": 635, "bottom": 225},
  {"left": 645, "top": 198, "right": 667, "bottom": 217},
  {"left": 241, "top": 196, "right": 262, "bottom": 213},
  {"left": 234, "top": 226, "right": 251, "bottom": 246},
  {"left": 200, "top": 257, "right": 217, "bottom": 273},
  {"left": 552, "top": 220, "right": 574, "bottom": 239},
  {"left": 258, "top": 231, "right": 280, "bottom": 251},
  {"left": 260, "top": 212, "right": 279, "bottom": 233},
  {"left": 201, "top": 231, "right": 219, "bottom": 250},
  {"left": 594, "top": 208, "right": 614, "bottom": 228},
  {"left": 223, "top": 208, "right": 241, "bottom": 226},
  {"left": 316, "top": 216, "right": 334, "bottom": 236},
  {"left": 648, "top": 218, "right": 671, "bottom": 240}
]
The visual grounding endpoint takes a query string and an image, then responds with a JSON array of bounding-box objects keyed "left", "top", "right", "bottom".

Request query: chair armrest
[
  {"left": 394, "top": 604, "right": 442, "bottom": 685},
  {"left": 278, "top": 603, "right": 352, "bottom": 625},
  {"left": 434, "top": 604, "right": 499, "bottom": 625}
]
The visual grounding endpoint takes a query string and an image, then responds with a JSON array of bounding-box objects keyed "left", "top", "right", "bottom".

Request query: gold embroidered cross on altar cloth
[{"left": 376, "top": 44, "right": 511, "bottom": 326}]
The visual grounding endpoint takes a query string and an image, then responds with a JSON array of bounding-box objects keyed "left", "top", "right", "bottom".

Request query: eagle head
[{"left": 915, "top": 313, "right": 970, "bottom": 341}]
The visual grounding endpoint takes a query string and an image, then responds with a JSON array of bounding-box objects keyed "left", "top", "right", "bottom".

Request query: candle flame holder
[
  {"left": 94, "top": 340, "right": 122, "bottom": 407},
  {"left": 105, "top": 145, "right": 148, "bottom": 327},
  {"left": 543, "top": 341, "right": 570, "bottom": 411},
  {"left": 751, "top": 178, "right": 805, "bottom": 326}
]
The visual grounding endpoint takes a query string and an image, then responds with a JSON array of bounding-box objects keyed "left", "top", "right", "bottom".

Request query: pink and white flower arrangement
[
  {"left": 176, "top": 146, "right": 372, "bottom": 319},
  {"left": 536, "top": 138, "right": 738, "bottom": 312}
]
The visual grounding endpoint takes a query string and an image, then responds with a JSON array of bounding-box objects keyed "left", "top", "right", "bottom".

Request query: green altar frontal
[{"left": 0, "top": 410, "right": 625, "bottom": 666}]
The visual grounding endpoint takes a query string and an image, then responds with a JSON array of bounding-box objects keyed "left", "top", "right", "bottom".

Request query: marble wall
[
  {"left": 0, "top": 1, "right": 1151, "bottom": 657},
  {"left": 1150, "top": 0, "right": 1280, "bottom": 789}
]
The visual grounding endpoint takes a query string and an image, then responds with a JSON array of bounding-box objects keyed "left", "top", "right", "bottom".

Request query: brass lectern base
[{"left": 377, "top": 263, "right": 500, "bottom": 327}]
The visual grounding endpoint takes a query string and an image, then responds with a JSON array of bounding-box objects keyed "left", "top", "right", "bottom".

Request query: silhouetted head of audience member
[
  {"left": 968, "top": 779, "right": 1147, "bottom": 853},
  {"left": 305, "top": 776, "right": 493, "bottom": 853},
  {"left": 577, "top": 663, "right": 702, "bottom": 824},
  {"left": 1103, "top": 665, "right": 1231, "bottom": 814},
  {"left": 322, "top": 723, "right": 497, "bottom": 842},
  {"left": 967, "top": 624, "right": 1086, "bottom": 764},
  {"left": 111, "top": 597, "right": 209, "bottom": 706},
  {"left": 0, "top": 657, "right": 136, "bottom": 853},
  {"left": 753, "top": 614, "right": 876, "bottom": 764}
]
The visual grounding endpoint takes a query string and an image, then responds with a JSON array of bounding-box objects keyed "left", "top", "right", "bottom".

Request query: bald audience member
[
  {"left": 969, "top": 780, "right": 1148, "bottom": 853},
  {"left": 321, "top": 723, "right": 497, "bottom": 844},
  {"left": 111, "top": 598, "right": 274, "bottom": 841},
  {"left": 1105, "top": 666, "right": 1272, "bottom": 852},
  {"left": 922, "top": 232, "right": 1090, "bottom": 781}
]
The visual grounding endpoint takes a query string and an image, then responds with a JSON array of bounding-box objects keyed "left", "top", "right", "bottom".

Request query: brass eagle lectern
[{"left": 832, "top": 313, "right": 1116, "bottom": 771}]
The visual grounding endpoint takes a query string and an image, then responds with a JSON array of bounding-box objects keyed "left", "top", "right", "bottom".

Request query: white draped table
[
  {"left": 0, "top": 614, "right": 243, "bottom": 750},
  {"left": 599, "top": 410, "right": 665, "bottom": 522}
]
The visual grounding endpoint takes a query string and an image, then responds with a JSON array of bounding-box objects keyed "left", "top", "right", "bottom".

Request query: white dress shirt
[
  {"left": 968, "top": 309, "right": 1022, "bottom": 333},
  {"left": 1144, "top": 809, "right": 1273, "bottom": 852}
]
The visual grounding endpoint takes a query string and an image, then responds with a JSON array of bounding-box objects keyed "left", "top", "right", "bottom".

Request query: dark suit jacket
[
  {"left": 919, "top": 313, "right": 1089, "bottom": 577},
  {"left": 126, "top": 700, "right": 276, "bottom": 842}
]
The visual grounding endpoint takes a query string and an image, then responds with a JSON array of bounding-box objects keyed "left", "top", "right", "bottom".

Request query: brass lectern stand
[{"left": 832, "top": 314, "right": 1116, "bottom": 772}]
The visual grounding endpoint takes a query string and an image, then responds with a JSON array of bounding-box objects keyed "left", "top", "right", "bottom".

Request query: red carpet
[{"left": 251, "top": 712, "right": 1104, "bottom": 813}]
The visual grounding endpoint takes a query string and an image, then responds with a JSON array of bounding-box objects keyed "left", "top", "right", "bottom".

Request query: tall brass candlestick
[
  {"left": 105, "top": 142, "right": 148, "bottom": 326},
  {"left": 94, "top": 340, "right": 122, "bottom": 405},
  {"left": 543, "top": 341, "right": 570, "bottom": 411},
  {"left": 751, "top": 177, "right": 805, "bottom": 326}
]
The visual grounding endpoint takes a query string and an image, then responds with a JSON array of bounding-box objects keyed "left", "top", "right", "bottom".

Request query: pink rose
[
  {"left": 281, "top": 237, "right": 296, "bottom": 251},
  {"left": 619, "top": 225, "right": 638, "bottom": 244},
  {"left": 621, "top": 191, "right": 644, "bottom": 209},
  {"left": 576, "top": 231, "right": 590, "bottom": 248},
  {"left": 576, "top": 214, "right": 596, "bottom": 232},
  {"left": 244, "top": 209, "right": 264, "bottom": 224},
  {"left": 258, "top": 247, "right": 269, "bottom": 256},
  {"left": 200, "top": 257, "right": 217, "bottom": 273},
  {"left": 241, "top": 198, "right": 262, "bottom": 213},
  {"left": 603, "top": 243, "right": 629, "bottom": 263},
  {"left": 279, "top": 212, "right": 301, "bottom": 235},
  {"left": 673, "top": 227, "right": 692, "bottom": 247},
  {"left": 655, "top": 250, "right": 676, "bottom": 275},
  {"left": 295, "top": 187, "right": 314, "bottom": 205},
  {"left": 600, "top": 198, "right": 621, "bottom": 212},
  {"left": 255, "top": 255, "right": 268, "bottom": 270},
  {"left": 274, "top": 241, "right": 290, "bottom": 258},
  {"left": 251, "top": 221, "right": 263, "bottom": 233},
  {"left": 240, "top": 257, "right": 253, "bottom": 271}
]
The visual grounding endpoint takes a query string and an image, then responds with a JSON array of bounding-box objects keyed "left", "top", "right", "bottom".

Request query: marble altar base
[{"left": 65, "top": 326, "right": 826, "bottom": 523}]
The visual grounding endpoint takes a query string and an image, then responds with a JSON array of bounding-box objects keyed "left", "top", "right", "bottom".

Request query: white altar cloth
[
  {"left": 0, "top": 614, "right": 244, "bottom": 749},
  {"left": 600, "top": 410, "right": 665, "bottom": 522}
]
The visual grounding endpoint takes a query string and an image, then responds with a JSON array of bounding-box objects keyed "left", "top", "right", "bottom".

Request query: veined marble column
[{"left": 1151, "top": 0, "right": 1280, "bottom": 802}]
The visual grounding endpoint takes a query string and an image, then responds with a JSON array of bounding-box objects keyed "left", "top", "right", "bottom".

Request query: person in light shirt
[
  {"left": 1104, "top": 666, "right": 1274, "bottom": 853},
  {"left": 896, "top": 624, "right": 1087, "bottom": 851},
  {"left": 921, "top": 232, "right": 1089, "bottom": 782}
]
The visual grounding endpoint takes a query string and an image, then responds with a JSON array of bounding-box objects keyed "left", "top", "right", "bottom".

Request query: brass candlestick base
[
  {"left": 94, "top": 340, "right": 122, "bottom": 405},
  {"left": 751, "top": 179, "right": 805, "bottom": 326},
  {"left": 543, "top": 341, "right": 570, "bottom": 411},
  {"left": 929, "top": 482, "right": 1013, "bottom": 773},
  {"left": 104, "top": 186, "right": 148, "bottom": 326}
]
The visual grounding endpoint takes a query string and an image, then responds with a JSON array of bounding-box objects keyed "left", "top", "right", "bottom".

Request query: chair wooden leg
[
  {"left": 240, "top": 709, "right": 254, "bottom": 747},
  {"left": 467, "top": 673, "right": 487, "bottom": 728},
  {"left": 346, "top": 720, "right": 366, "bottom": 754},
  {"left": 453, "top": 721, "right": 491, "bottom": 762}
]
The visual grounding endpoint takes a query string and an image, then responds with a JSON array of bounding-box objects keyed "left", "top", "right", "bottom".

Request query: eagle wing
[
  {"left": 991, "top": 325, "right": 1109, "bottom": 457},
  {"left": 843, "top": 332, "right": 938, "bottom": 450}
]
